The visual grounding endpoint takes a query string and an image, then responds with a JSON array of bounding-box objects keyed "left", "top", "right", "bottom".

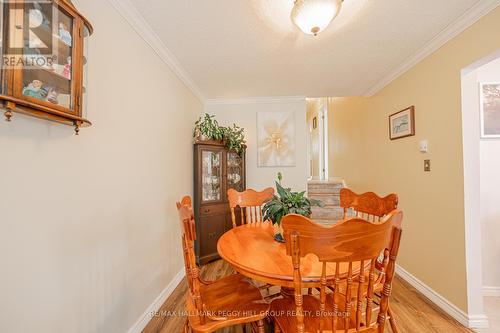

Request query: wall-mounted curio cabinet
[{"left": 0, "top": 0, "right": 93, "bottom": 134}]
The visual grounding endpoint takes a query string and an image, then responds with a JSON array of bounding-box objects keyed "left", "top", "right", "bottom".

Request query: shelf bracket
[
  {"left": 4, "top": 109, "right": 13, "bottom": 122},
  {"left": 4, "top": 101, "right": 16, "bottom": 122},
  {"left": 74, "top": 121, "right": 80, "bottom": 135}
]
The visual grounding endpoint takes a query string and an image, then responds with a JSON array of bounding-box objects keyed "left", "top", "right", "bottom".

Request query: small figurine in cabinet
[
  {"left": 59, "top": 22, "right": 72, "bottom": 46},
  {"left": 45, "top": 55, "right": 57, "bottom": 72},
  {"left": 46, "top": 87, "right": 59, "bottom": 104},
  {"left": 62, "top": 57, "right": 72, "bottom": 79},
  {"left": 22, "top": 80, "right": 47, "bottom": 100}
]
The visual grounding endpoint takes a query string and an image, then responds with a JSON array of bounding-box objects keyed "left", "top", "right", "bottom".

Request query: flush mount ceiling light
[{"left": 291, "top": 0, "right": 343, "bottom": 36}]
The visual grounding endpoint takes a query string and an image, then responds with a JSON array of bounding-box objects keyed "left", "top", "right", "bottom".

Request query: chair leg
[
  {"left": 257, "top": 319, "right": 265, "bottom": 333},
  {"left": 388, "top": 305, "right": 399, "bottom": 333},
  {"left": 182, "top": 318, "right": 190, "bottom": 333}
]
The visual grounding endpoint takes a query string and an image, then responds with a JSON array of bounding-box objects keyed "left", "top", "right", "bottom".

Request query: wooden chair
[
  {"left": 271, "top": 212, "right": 403, "bottom": 333},
  {"left": 340, "top": 188, "right": 400, "bottom": 332},
  {"left": 227, "top": 188, "right": 275, "bottom": 228},
  {"left": 176, "top": 196, "right": 269, "bottom": 333},
  {"left": 340, "top": 188, "right": 398, "bottom": 222},
  {"left": 228, "top": 187, "right": 277, "bottom": 297}
]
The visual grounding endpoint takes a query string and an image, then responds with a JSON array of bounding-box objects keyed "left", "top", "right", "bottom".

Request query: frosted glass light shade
[{"left": 291, "top": 0, "right": 342, "bottom": 36}]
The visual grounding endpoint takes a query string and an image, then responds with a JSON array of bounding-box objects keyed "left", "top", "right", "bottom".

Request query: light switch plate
[
  {"left": 419, "top": 140, "right": 429, "bottom": 153},
  {"left": 424, "top": 159, "right": 431, "bottom": 172}
]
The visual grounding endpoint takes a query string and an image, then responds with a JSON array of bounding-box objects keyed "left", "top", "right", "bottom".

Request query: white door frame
[
  {"left": 306, "top": 119, "right": 313, "bottom": 180},
  {"left": 318, "top": 99, "right": 329, "bottom": 180},
  {"left": 460, "top": 50, "right": 500, "bottom": 328}
]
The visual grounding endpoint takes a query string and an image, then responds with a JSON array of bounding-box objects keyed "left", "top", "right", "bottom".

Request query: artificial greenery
[
  {"left": 193, "top": 114, "right": 246, "bottom": 155},
  {"left": 263, "top": 173, "right": 323, "bottom": 226},
  {"left": 193, "top": 113, "right": 224, "bottom": 141},
  {"left": 222, "top": 124, "right": 246, "bottom": 155}
]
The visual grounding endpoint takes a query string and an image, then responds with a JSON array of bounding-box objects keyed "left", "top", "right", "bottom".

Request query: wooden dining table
[{"left": 217, "top": 222, "right": 365, "bottom": 290}]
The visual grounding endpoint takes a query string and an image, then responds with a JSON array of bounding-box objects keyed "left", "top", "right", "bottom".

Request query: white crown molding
[
  {"left": 396, "top": 265, "right": 490, "bottom": 329},
  {"left": 483, "top": 286, "right": 500, "bottom": 297},
  {"left": 127, "top": 269, "right": 185, "bottom": 333},
  {"left": 363, "top": 0, "right": 500, "bottom": 96},
  {"left": 107, "top": 0, "right": 205, "bottom": 102},
  {"left": 205, "top": 96, "right": 306, "bottom": 106}
]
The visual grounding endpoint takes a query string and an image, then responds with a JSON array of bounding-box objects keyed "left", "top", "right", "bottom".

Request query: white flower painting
[{"left": 257, "top": 111, "right": 296, "bottom": 167}]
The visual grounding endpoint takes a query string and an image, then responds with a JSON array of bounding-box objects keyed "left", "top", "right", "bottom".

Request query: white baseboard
[
  {"left": 395, "top": 265, "right": 490, "bottom": 329},
  {"left": 483, "top": 286, "right": 500, "bottom": 297},
  {"left": 127, "top": 269, "right": 186, "bottom": 333}
]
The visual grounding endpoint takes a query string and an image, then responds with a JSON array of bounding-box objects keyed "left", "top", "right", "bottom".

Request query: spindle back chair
[
  {"left": 340, "top": 188, "right": 398, "bottom": 223},
  {"left": 176, "top": 197, "right": 203, "bottom": 324},
  {"left": 177, "top": 196, "right": 269, "bottom": 333},
  {"left": 278, "top": 212, "right": 403, "bottom": 333},
  {"left": 340, "top": 189, "right": 401, "bottom": 332},
  {"left": 227, "top": 188, "right": 274, "bottom": 228}
]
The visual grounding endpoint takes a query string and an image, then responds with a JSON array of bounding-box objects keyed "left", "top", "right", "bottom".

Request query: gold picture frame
[{"left": 389, "top": 106, "right": 415, "bottom": 140}]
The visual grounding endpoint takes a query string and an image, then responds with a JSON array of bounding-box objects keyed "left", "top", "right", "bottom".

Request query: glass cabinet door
[
  {"left": 201, "top": 150, "right": 223, "bottom": 202},
  {"left": 227, "top": 152, "right": 244, "bottom": 192},
  {"left": 81, "top": 24, "right": 90, "bottom": 119},
  {"left": 0, "top": 1, "right": 4, "bottom": 96},
  {"left": 16, "top": 2, "right": 76, "bottom": 112}
]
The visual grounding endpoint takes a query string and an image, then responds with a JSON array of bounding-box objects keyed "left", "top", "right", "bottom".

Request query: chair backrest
[
  {"left": 282, "top": 211, "right": 403, "bottom": 333},
  {"left": 227, "top": 187, "right": 274, "bottom": 227},
  {"left": 176, "top": 196, "right": 205, "bottom": 324},
  {"left": 340, "top": 188, "right": 398, "bottom": 222}
]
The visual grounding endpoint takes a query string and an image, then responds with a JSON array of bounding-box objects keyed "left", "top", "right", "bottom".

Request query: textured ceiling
[{"left": 129, "top": 0, "right": 485, "bottom": 99}]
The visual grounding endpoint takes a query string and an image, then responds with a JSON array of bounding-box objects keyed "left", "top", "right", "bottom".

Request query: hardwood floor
[{"left": 143, "top": 260, "right": 474, "bottom": 333}]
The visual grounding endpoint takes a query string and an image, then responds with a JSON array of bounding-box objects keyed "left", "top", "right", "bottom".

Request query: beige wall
[
  {"left": 205, "top": 98, "right": 308, "bottom": 192},
  {"left": 328, "top": 7, "right": 500, "bottom": 312},
  {"left": 0, "top": 1, "right": 202, "bottom": 332}
]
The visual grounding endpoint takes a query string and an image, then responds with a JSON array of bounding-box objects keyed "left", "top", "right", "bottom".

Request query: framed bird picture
[{"left": 389, "top": 106, "right": 415, "bottom": 140}]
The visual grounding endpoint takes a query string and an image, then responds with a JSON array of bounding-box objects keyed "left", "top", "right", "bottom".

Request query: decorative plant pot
[{"left": 273, "top": 223, "right": 285, "bottom": 243}]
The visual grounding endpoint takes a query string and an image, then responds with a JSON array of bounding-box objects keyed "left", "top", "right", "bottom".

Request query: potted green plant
[
  {"left": 263, "top": 173, "right": 323, "bottom": 242},
  {"left": 222, "top": 124, "right": 246, "bottom": 156},
  {"left": 193, "top": 113, "right": 224, "bottom": 141}
]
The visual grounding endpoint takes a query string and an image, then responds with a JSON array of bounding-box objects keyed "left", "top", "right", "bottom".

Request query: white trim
[
  {"left": 323, "top": 101, "right": 329, "bottom": 180},
  {"left": 127, "top": 269, "right": 185, "bottom": 333},
  {"left": 107, "top": 0, "right": 205, "bottom": 102},
  {"left": 364, "top": 0, "right": 500, "bottom": 96},
  {"left": 396, "top": 265, "right": 490, "bottom": 329},
  {"left": 205, "top": 96, "right": 306, "bottom": 106},
  {"left": 461, "top": 61, "right": 493, "bottom": 327},
  {"left": 469, "top": 314, "right": 492, "bottom": 329},
  {"left": 483, "top": 286, "right": 500, "bottom": 297}
]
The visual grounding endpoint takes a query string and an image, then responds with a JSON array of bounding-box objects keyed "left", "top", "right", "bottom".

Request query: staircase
[{"left": 308, "top": 178, "right": 345, "bottom": 226}]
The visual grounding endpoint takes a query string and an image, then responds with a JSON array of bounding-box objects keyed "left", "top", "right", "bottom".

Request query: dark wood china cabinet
[
  {"left": 0, "top": 0, "right": 93, "bottom": 134},
  {"left": 194, "top": 140, "right": 246, "bottom": 265}
]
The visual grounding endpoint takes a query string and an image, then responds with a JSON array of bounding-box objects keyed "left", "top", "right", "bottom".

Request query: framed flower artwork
[{"left": 257, "top": 111, "right": 296, "bottom": 167}]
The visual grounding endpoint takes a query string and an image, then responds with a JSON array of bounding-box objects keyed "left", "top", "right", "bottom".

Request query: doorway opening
[
  {"left": 307, "top": 97, "right": 329, "bottom": 181},
  {"left": 461, "top": 50, "right": 500, "bottom": 331}
]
